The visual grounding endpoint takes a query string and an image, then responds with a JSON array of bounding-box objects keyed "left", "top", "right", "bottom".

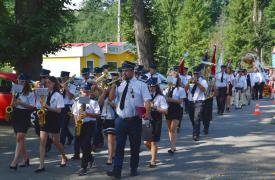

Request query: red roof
[
  {"left": 64, "top": 43, "right": 92, "bottom": 47},
  {"left": 97, "top": 42, "right": 125, "bottom": 48}
]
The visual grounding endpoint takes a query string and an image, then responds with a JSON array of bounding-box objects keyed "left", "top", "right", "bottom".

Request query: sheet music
[
  {"left": 79, "top": 96, "right": 90, "bottom": 104},
  {"left": 35, "top": 88, "right": 48, "bottom": 96},
  {"left": 11, "top": 84, "right": 23, "bottom": 94}
]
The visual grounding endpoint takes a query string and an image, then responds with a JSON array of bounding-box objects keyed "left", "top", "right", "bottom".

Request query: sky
[{"left": 69, "top": 0, "right": 84, "bottom": 10}]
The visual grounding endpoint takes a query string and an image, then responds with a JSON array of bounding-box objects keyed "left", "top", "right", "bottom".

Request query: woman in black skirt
[
  {"left": 98, "top": 82, "right": 117, "bottom": 165},
  {"left": 35, "top": 76, "right": 67, "bottom": 173},
  {"left": 164, "top": 75, "right": 186, "bottom": 154},
  {"left": 10, "top": 74, "right": 35, "bottom": 170},
  {"left": 144, "top": 78, "right": 168, "bottom": 167}
]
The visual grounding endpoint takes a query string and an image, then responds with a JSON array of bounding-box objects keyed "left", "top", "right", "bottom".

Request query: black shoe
[
  {"left": 66, "top": 137, "right": 73, "bottom": 145},
  {"left": 226, "top": 108, "right": 230, "bottom": 112},
  {"left": 9, "top": 164, "right": 17, "bottom": 170},
  {"left": 168, "top": 149, "right": 175, "bottom": 154},
  {"left": 193, "top": 135, "right": 200, "bottom": 141},
  {"left": 19, "top": 159, "right": 30, "bottom": 167},
  {"left": 71, "top": 155, "right": 80, "bottom": 160},
  {"left": 204, "top": 129, "right": 209, "bottom": 135},
  {"left": 78, "top": 168, "right": 87, "bottom": 176},
  {"left": 130, "top": 169, "right": 138, "bottom": 176},
  {"left": 34, "top": 167, "right": 45, "bottom": 173},
  {"left": 59, "top": 157, "right": 67, "bottom": 167},
  {"left": 149, "top": 163, "right": 157, "bottom": 168},
  {"left": 106, "top": 170, "right": 121, "bottom": 179},
  {"left": 106, "top": 160, "right": 113, "bottom": 165}
]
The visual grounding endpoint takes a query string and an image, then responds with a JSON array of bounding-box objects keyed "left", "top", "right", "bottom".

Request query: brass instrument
[
  {"left": 37, "top": 95, "right": 46, "bottom": 127},
  {"left": 76, "top": 103, "right": 86, "bottom": 137},
  {"left": 61, "top": 74, "right": 76, "bottom": 88},
  {"left": 95, "top": 70, "right": 109, "bottom": 89},
  {"left": 5, "top": 93, "right": 17, "bottom": 121}
]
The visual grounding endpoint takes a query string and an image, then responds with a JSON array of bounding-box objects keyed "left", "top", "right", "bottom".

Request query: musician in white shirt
[
  {"left": 145, "top": 64, "right": 162, "bottom": 84},
  {"left": 215, "top": 65, "right": 229, "bottom": 115},
  {"left": 233, "top": 70, "right": 247, "bottom": 109},
  {"left": 251, "top": 68, "right": 262, "bottom": 100},
  {"left": 185, "top": 68, "right": 208, "bottom": 141}
]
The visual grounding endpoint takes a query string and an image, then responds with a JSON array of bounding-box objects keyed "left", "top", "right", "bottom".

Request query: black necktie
[
  {"left": 119, "top": 80, "right": 129, "bottom": 110},
  {"left": 221, "top": 73, "right": 224, "bottom": 83},
  {"left": 191, "top": 84, "right": 197, "bottom": 97},
  {"left": 46, "top": 91, "right": 55, "bottom": 106}
]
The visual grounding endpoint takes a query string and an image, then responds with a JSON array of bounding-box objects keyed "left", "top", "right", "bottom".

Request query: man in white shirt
[
  {"left": 185, "top": 67, "right": 208, "bottom": 141},
  {"left": 215, "top": 65, "right": 229, "bottom": 115},
  {"left": 107, "top": 61, "right": 151, "bottom": 178},
  {"left": 60, "top": 71, "right": 76, "bottom": 146},
  {"left": 145, "top": 64, "right": 162, "bottom": 84},
  {"left": 251, "top": 68, "right": 261, "bottom": 100},
  {"left": 234, "top": 70, "right": 247, "bottom": 109},
  {"left": 243, "top": 69, "right": 251, "bottom": 106}
]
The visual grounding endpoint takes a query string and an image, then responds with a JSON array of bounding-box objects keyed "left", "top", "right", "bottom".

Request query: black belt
[
  {"left": 189, "top": 100, "right": 203, "bottom": 104},
  {"left": 123, "top": 116, "right": 139, "bottom": 121}
]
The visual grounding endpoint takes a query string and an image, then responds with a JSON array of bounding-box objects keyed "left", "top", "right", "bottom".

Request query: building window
[
  {"left": 107, "top": 62, "right": 117, "bottom": 71},
  {"left": 87, "top": 61, "right": 94, "bottom": 70}
]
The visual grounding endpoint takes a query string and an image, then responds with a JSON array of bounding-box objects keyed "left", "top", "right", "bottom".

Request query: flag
[
  {"left": 211, "top": 45, "right": 216, "bottom": 75},
  {"left": 179, "top": 59, "right": 185, "bottom": 75}
]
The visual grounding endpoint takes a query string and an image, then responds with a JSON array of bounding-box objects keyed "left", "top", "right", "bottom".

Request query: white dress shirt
[
  {"left": 16, "top": 92, "right": 35, "bottom": 109},
  {"left": 72, "top": 99, "right": 100, "bottom": 122},
  {"left": 101, "top": 98, "right": 116, "bottom": 120},
  {"left": 151, "top": 93, "right": 168, "bottom": 110},
  {"left": 48, "top": 92, "right": 64, "bottom": 108},
  {"left": 187, "top": 77, "right": 208, "bottom": 102},
  {"left": 145, "top": 72, "right": 162, "bottom": 84},
  {"left": 116, "top": 77, "right": 151, "bottom": 118},
  {"left": 179, "top": 74, "right": 192, "bottom": 87},
  {"left": 163, "top": 87, "right": 186, "bottom": 107},
  {"left": 63, "top": 83, "right": 76, "bottom": 105},
  {"left": 234, "top": 75, "right": 247, "bottom": 89},
  {"left": 215, "top": 72, "right": 228, "bottom": 87}
]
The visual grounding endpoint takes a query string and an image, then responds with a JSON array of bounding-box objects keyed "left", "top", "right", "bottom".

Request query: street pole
[{"left": 117, "top": 0, "right": 121, "bottom": 42}]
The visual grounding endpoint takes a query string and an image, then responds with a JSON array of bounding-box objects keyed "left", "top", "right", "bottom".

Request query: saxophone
[
  {"left": 5, "top": 93, "right": 17, "bottom": 121},
  {"left": 76, "top": 103, "right": 86, "bottom": 137},
  {"left": 37, "top": 95, "right": 46, "bottom": 127}
]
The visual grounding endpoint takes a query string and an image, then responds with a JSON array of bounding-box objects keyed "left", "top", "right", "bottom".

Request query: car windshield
[{"left": 0, "top": 78, "right": 13, "bottom": 93}]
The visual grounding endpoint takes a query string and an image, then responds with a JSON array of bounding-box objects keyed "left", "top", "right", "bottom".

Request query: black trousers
[
  {"left": 80, "top": 121, "right": 96, "bottom": 169},
  {"left": 202, "top": 97, "right": 213, "bottom": 131},
  {"left": 93, "top": 117, "right": 104, "bottom": 147},
  {"left": 216, "top": 87, "right": 227, "bottom": 114},
  {"left": 60, "top": 105, "right": 73, "bottom": 145},
  {"left": 114, "top": 116, "right": 142, "bottom": 172},
  {"left": 253, "top": 83, "right": 260, "bottom": 100},
  {"left": 188, "top": 101, "right": 203, "bottom": 136},
  {"left": 259, "top": 82, "right": 265, "bottom": 99}
]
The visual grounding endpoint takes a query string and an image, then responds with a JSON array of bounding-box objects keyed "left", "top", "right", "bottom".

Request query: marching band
[{"left": 7, "top": 59, "right": 268, "bottom": 178}]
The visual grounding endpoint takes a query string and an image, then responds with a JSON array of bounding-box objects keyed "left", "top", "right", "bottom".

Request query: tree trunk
[
  {"left": 132, "top": 0, "right": 154, "bottom": 69},
  {"left": 14, "top": 53, "right": 43, "bottom": 80},
  {"left": 14, "top": 0, "right": 42, "bottom": 80}
]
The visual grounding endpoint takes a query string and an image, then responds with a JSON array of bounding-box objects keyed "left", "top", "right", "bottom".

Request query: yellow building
[{"left": 42, "top": 42, "right": 136, "bottom": 76}]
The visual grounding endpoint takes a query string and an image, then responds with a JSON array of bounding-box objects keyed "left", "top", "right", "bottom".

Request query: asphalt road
[{"left": 1, "top": 99, "right": 275, "bottom": 180}]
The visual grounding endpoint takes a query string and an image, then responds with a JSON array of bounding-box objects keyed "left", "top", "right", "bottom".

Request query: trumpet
[
  {"left": 5, "top": 93, "right": 16, "bottom": 121},
  {"left": 37, "top": 95, "right": 46, "bottom": 127},
  {"left": 61, "top": 74, "right": 76, "bottom": 88},
  {"left": 76, "top": 104, "right": 85, "bottom": 137}
]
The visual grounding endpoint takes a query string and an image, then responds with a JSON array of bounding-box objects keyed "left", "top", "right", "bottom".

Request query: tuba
[
  {"left": 37, "top": 95, "right": 46, "bottom": 127},
  {"left": 76, "top": 103, "right": 85, "bottom": 137},
  {"left": 5, "top": 93, "right": 17, "bottom": 121}
]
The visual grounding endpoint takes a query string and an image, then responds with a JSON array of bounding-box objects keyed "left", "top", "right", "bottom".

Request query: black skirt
[
  {"left": 102, "top": 119, "right": 115, "bottom": 135},
  {"left": 151, "top": 111, "right": 162, "bottom": 142},
  {"left": 166, "top": 102, "right": 183, "bottom": 120},
  {"left": 12, "top": 108, "right": 32, "bottom": 134},
  {"left": 41, "top": 111, "right": 61, "bottom": 134}
]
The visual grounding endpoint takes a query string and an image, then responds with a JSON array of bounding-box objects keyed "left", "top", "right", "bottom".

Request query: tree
[
  {"left": 0, "top": 0, "right": 74, "bottom": 79},
  {"left": 68, "top": 0, "right": 118, "bottom": 42},
  {"left": 132, "top": 0, "right": 154, "bottom": 68},
  {"left": 175, "top": 0, "right": 213, "bottom": 68}
]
